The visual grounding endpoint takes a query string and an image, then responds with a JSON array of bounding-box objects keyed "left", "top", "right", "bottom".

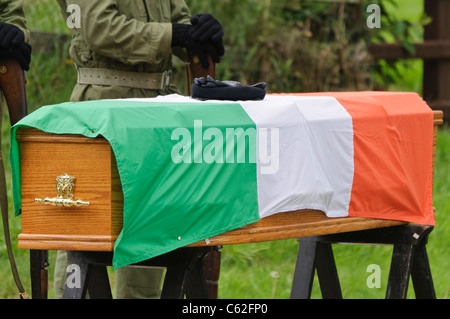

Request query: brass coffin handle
[
  {"left": 35, "top": 174, "right": 90, "bottom": 207},
  {"left": 35, "top": 197, "right": 90, "bottom": 207}
]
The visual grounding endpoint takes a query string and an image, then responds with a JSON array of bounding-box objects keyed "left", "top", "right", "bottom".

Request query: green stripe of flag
[{"left": 10, "top": 100, "right": 260, "bottom": 269}]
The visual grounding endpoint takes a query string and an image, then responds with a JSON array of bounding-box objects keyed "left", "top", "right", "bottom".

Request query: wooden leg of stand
[
  {"left": 411, "top": 245, "right": 436, "bottom": 299},
  {"left": 162, "top": 264, "right": 191, "bottom": 299},
  {"left": 63, "top": 251, "right": 113, "bottom": 299},
  {"left": 315, "top": 243, "right": 342, "bottom": 299},
  {"left": 63, "top": 252, "right": 90, "bottom": 299},
  {"left": 87, "top": 264, "right": 113, "bottom": 299},
  {"left": 30, "top": 250, "right": 48, "bottom": 299},
  {"left": 291, "top": 239, "right": 342, "bottom": 299},
  {"left": 185, "top": 258, "right": 208, "bottom": 299},
  {"left": 161, "top": 247, "right": 211, "bottom": 299},
  {"left": 204, "top": 246, "right": 221, "bottom": 299},
  {"left": 386, "top": 243, "right": 415, "bottom": 299},
  {"left": 290, "top": 239, "right": 317, "bottom": 299},
  {"left": 293, "top": 225, "right": 436, "bottom": 299}
]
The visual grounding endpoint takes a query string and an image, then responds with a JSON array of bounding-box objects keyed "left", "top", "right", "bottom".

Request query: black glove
[
  {"left": 172, "top": 14, "right": 225, "bottom": 68},
  {"left": 0, "top": 22, "right": 31, "bottom": 70},
  {"left": 189, "top": 14, "right": 224, "bottom": 60},
  {"left": 172, "top": 23, "right": 221, "bottom": 68},
  {"left": 0, "top": 42, "right": 32, "bottom": 71},
  {"left": 189, "top": 14, "right": 224, "bottom": 44},
  {"left": 0, "top": 22, "right": 25, "bottom": 48}
]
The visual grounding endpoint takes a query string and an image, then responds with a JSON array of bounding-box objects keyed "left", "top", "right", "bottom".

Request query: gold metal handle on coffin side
[
  {"left": 35, "top": 197, "right": 90, "bottom": 207},
  {"left": 34, "top": 173, "right": 90, "bottom": 208}
]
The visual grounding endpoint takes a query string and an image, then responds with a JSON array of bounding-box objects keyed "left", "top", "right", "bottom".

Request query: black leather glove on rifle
[
  {"left": 0, "top": 22, "right": 31, "bottom": 71},
  {"left": 0, "top": 22, "right": 25, "bottom": 48},
  {"left": 172, "top": 13, "right": 225, "bottom": 68}
]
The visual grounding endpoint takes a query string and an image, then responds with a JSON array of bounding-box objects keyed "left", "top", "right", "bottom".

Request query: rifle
[
  {"left": 0, "top": 58, "right": 29, "bottom": 298},
  {"left": 184, "top": 53, "right": 221, "bottom": 298},
  {"left": 185, "top": 53, "right": 215, "bottom": 96},
  {"left": 0, "top": 59, "right": 28, "bottom": 125}
]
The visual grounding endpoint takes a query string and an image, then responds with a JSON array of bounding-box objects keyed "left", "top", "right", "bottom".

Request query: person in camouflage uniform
[
  {"left": 56, "top": 0, "right": 223, "bottom": 101},
  {"left": 54, "top": 0, "right": 224, "bottom": 299}
]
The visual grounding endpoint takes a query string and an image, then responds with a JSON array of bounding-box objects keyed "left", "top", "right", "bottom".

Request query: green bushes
[{"left": 184, "top": 0, "right": 427, "bottom": 93}]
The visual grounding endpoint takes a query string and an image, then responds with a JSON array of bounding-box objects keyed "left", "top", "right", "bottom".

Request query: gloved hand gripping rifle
[{"left": 185, "top": 53, "right": 215, "bottom": 96}]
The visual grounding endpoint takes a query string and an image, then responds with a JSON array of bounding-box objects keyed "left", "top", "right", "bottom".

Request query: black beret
[{"left": 192, "top": 76, "right": 267, "bottom": 101}]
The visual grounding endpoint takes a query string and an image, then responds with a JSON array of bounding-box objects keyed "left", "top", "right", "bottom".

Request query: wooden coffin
[
  {"left": 16, "top": 110, "right": 443, "bottom": 252},
  {"left": 17, "top": 128, "right": 123, "bottom": 251}
]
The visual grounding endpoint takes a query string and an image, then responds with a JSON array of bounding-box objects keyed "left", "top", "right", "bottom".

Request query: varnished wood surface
[
  {"left": 17, "top": 128, "right": 123, "bottom": 251},
  {"left": 0, "top": 59, "right": 28, "bottom": 125},
  {"left": 16, "top": 111, "right": 443, "bottom": 251},
  {"left": 188, "top": 210, "right": 407, "bottom": 247}
]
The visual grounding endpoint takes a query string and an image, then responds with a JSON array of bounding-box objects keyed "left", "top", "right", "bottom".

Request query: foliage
[
  {"left": 184, "top": 0, "right": 368, "bottom": 92},
  {"left": 368, "top": 0, "right": 430, "bottom": 92},
  {"left": 183, "top": 0, "right": 430, "bottom": 94},
  {"left": 23, "top": 0, "right": 430, "bottom": 94}
]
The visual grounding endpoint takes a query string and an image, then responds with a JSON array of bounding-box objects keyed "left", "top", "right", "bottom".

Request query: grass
[{"left": 0, "top": 0, "right": 448, "bottom": 299}]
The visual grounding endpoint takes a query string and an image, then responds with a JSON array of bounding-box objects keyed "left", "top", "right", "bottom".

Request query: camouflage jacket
[
  {"left": 0, "top": 0, "right": 29, "bottom": 41},
  {"left": 56, "top": 0, "right": 191, "bottom": 100}
]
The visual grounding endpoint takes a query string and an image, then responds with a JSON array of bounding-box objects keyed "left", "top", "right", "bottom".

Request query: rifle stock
[
  {"left": 0, "top": 58, "right": 29, "bottom": 298},
  {"left": 185, "top": 53, "right": 215, "bottom": 96},
  {"left": 0, "top": 58, "right": 28, "bottom": 125},
  {"left": 184, "top": 53, "right": 221, "bottom": 298}
]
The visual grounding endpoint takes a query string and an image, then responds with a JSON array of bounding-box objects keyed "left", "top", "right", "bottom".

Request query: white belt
[{"left": 77, "top": 68, "right": 172, "bottom": 90}]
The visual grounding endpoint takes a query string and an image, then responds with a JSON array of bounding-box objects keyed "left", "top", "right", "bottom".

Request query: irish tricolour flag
[{"left": 10, "top": 92, "right": 435, "bottom": 269}]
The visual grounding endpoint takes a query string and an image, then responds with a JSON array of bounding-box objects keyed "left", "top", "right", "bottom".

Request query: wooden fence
[{"left": 367, "top": 0, "right": 450, "bottom": 122}]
